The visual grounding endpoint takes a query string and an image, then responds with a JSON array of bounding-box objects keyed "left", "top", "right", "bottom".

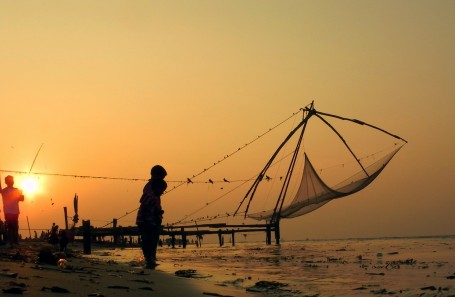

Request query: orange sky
[{"left": 0, "top": 1, "right": 454, "bottom": 240}]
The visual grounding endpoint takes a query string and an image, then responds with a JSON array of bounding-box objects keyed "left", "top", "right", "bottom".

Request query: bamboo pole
[
  {"left": 63, "top": 207, "right": 69, "bottom": 230},
  {"left": 26, "top": 216, "right": 31, "bottom": 239}
]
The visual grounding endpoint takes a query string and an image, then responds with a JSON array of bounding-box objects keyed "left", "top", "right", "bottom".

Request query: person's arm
[{"left": 16, "top": 188, "right": 24, "bottom": 201}]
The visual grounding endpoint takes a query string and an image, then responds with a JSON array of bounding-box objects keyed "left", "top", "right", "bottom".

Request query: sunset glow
[
  {"left": 0, "top": 1, "right": 453, "bottom": 239},
  {"left": 21, "top": 177, "right": 38, "bottom": 196}
]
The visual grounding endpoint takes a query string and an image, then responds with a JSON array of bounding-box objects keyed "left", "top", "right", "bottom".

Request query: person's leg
[
  {"left": 138, "top": 225, "right": 152, "bottom": 263},
  {"left": 4, "top": 214, "right": 19, "bottom": 245},
  {"left": 4, "top": 220, "right": 10, "bottom": 245},
  {"left": 149, "top": 225, "right": 161, "bottom": 262},
  {"left": 11, "top": 218, "right": 19, "bottom": 244}
]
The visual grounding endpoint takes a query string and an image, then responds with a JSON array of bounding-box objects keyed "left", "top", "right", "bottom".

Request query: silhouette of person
[
  {"left": 136, "top": 165, "right": 167, "bottom": 268},
  {"left": 0, "top": 175, "right": 25, "bottom": 247},
  {"left": 48, "top": 223, "right": 59, "bottom": 246},
  {"left": 59, "top": 229, "right": 68, "bottom": 252}
]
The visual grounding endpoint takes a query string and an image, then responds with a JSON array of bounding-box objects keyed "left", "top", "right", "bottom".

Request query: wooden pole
[
  {"left": 274, "top": 220, "right": 280, "bottom": 245},
  {"left": 26, "top": 216, "right": 31, "bottom": 239},
  {"left": 112, "top": 219, "right": 118, "bottom": 244},
  {"left": 171, "top": 233, "right": 176, "bottom": 248},
  {"left": 231, "top": 230, "right": 235, "bottom": 246},
  {"left": 218, "top": 229, "right": 223, "bottom": 247},
  {"left": 266, "top": 224, "right": 271, "bottom": 245},
  {"left": 181, "top": 227, "right": 187, "bottom": 249},
  {"left": 82, "top": 220, "right": 91, "bottom": 254},
  {"left": 63, "top": 207, "right": 69, "bottom": 230}
]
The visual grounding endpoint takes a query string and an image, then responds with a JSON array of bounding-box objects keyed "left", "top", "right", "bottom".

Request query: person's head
[
  {"left": 150, "top": 165, "right": 167, "bottom": 180},
  {"left": 151, "top": 179, "right": 167, "bottom": 196},
  {"left": 5, "top": 175, "right": 14, "bottom": 186}
]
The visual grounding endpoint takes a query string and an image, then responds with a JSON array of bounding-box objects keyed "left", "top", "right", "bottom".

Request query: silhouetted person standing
[
  {"left": 1, "top": 175, "right": 25, "bottom": 247},
  {"left": 136, "top": 165, "right": 167, "bottom": 268}
]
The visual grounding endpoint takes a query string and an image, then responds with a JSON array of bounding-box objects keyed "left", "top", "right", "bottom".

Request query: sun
[{"left": 21, "top": 177, "right": 38, "bottom": 195}]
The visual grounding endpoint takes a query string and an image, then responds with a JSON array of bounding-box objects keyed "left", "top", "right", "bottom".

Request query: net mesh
[{"left": 248, "top": 144, "right": 403, "bottom": 220}]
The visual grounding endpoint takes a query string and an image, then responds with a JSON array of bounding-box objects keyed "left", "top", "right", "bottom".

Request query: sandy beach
[
  {"left": 89, "top": 236, "right": 455, "bottom": 297},
  {"left": 0, "top": 241, "right": 259, "bottom": 297},
  {"left": 1, "top": 237, "right": 454, "bottom": 297}
]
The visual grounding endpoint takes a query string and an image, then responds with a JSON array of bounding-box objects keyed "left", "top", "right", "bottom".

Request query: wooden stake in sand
[{"left": 26, "top": 216, "right": 32, "bottom": 239}]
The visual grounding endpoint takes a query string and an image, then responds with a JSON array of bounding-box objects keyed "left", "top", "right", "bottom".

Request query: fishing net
[{"left": 248, "top": 144, "right": 404, "bottom": 220}]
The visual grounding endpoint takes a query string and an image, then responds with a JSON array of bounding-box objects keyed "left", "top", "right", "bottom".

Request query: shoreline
[
  {"left": 2, "top": 236, "right": 455, "bottom": 296},
  {"left": 90, "top": 237, "right": 455, "bottom": 297},
  {"left": 0, "top": 241, "right": 261, "bottom": 297}
]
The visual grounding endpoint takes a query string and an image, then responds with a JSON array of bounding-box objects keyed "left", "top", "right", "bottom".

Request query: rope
[
  {"left": 0, "top": 169, "right": 150, "bottom": 182},
  {"left": 111, "top": 108, "right": 304, "bottom": 227},
  {"left": 2, "top": 108, "right": 303, "bottom": 228}
]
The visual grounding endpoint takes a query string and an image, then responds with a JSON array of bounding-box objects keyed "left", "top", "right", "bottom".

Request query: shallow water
[{"left": 89, "top": 236, "right": 455, "bottom": 296}]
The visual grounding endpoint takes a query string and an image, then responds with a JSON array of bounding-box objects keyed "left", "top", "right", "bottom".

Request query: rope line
[
  {"left": 0, "top": 169, "right": 150, "bottom": 182},
  {"left": 159, "top": 108, "right": 304, "bottom": 194},
  {"left": 0, "top": 169, "right": 259, "bottom": 184},
  {"left": 104, "top": 108, "right": 304, "bottom": 227},
  {"left": 0, "top": 109, "right": 302, "bottom": 186},
  {"left": 4, "top": 109, "right": 303, "bottom": 228}
]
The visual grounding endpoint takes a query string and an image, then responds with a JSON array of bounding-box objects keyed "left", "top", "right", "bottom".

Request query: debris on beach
[
  {"left": 41, "top": 286, "right": 70, "bottom": 293},
  {"left": 366, "top": 272, "right": 385, "bottom": 276},
  {"left": 37, "top": 248, "right": 59, "bottom": 265},
  {"left": 57, "top": 259, "right": 68, "bottom": 269},
  {"left": 222, "top": 278, "right": 244, "bottom": 287},
  {"left": 397, "top": 258, "right": 416, "bottom": 265},
  {"left": 7, "top": 281, "right": 26, "bottom": 288},
  {"left": 175, "top": 269, "right": 212, "bottom": 278},
  {"left": 370, "top": 288, "right": 388, "bottom": 294},
  {"left": 107, "top": 285, "right": 129, "bottom": 289},
  {"left": 327, "top": 256, "right": 346, "bottom": 263},
  {"left": 131, "top": 278, "right": 153, "bottom": 284},
  {"left": 128, "top": 269, "right": 148, "bottom": 275},
  {"left": 202, "top": 292, "right": 234, "bottom": 297},
  {"left": 352, "top": 286, "right": 368, "bottom": 290},
  {"left": 0, "top": 271, "right": 18, "bottom": 278},
  {"left": 246, "top": 280, "right": 289, "bottom": 293},
  {"left": 2, "top": 287, "right": 26, "bottom": 294},
  {"left": 420, "top": 286, "right": 437, "bottom": 291}
]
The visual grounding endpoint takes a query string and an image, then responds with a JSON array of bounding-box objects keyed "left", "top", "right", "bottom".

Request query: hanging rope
[
  {"left": 101, "top": 108, "right": 305, "bottom": 227},
  {"left": 164, "top": 108, "right": 304, "bottom": 194},
  {"left": 0, "top": 169, "right": 150, "bottom": 182}
]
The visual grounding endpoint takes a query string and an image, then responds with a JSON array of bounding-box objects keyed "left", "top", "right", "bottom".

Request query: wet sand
[
  {"left": 0, "top": 241, "right": 260, "bottom": 297},
  {"left": 2, "top": 238, "right": 454, "bottom": 297}
]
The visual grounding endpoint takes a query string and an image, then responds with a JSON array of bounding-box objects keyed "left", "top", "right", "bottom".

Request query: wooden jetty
[{"left": 72, "top": 219, "right": 280, "bottom": 254}]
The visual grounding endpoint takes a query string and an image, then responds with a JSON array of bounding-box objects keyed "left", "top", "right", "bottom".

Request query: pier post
[
  {"left": 231, "top": 230, "right": 235, "bottom": 246},
  {"left": 274, "top": 220, "right": 280, "bottom": 245},
  {"left": 181, "top": 227, "right": 187, "bottom": 248},
  {"left": 266, "top": 224, "right": 271, "bottom": 245},
  {"left": 82, "top": 220, "right": 91, "bottom": 254},
  {"left": 112, "top": 219, "right": 118, "bottom": 244},
  {"left": 171, "top": 233, "right": 176, "bottom": 248},
  {"left": 218, "top": 229, "right": 223, "bottom": 247}
]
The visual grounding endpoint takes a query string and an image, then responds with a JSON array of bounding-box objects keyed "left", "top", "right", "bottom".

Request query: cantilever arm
[{"left": 315, "top": 110, "right": 408, "bottom": 143}]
